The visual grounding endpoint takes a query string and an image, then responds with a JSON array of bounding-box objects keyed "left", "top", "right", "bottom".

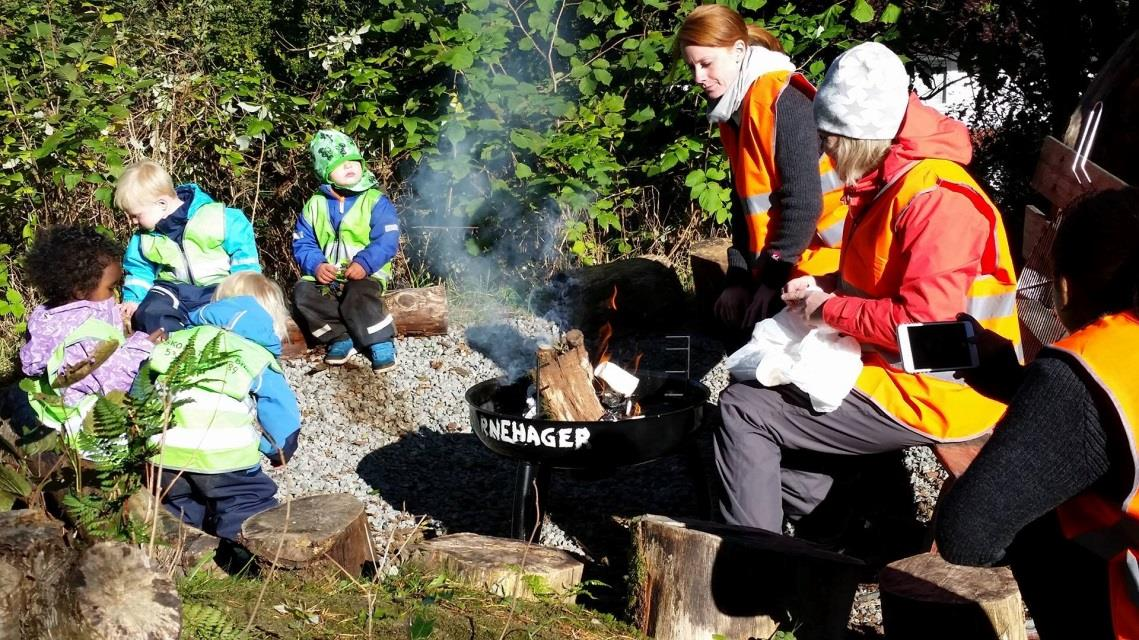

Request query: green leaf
[
  {"left": 880, "top": 3, "right": 902, "bottom": 23},
  {"left": 446, "top": 46, "right": 475, "bottom": 71},
  {"left": 63, "top": 172, "right": 82, "bottom": 191},
  {"left": 850, "top": 0, "right": 875, "bottom": 23},
  {"left": 658, "top": 153, "right": 678, "bottom": 172},
  {"left": 56, "top": 64, "right": 78, "bottom": 82},
  {"left": 593, "top": 68, "right": 613, "bottom": 85},
  {"left": 740, "top": 0, "right": 767, "bottom": 9},
  {"left": 457, "top": 13, "right": 481, "bottom": 31},
  {"left": 515, "top": 163, "right": 533, "bottom": 179},
  {"left": 684, "top": 169, "right": 705, "bottom": 187},
  {"left": 628, "top": 106, "right": 654, "bottom": 123},
  {"left": 0, "top": 466, "right": 32, "bottom": 499},
  {"left": 380, "top": 17, "right": 405, "bottom": 32},
  {"left": 555, "top": 39, "right": 576, "bottom": 57}
]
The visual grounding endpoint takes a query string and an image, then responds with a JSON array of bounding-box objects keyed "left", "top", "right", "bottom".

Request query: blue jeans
[{"left": 157, "top": 466, "right": 278, "bottom": 541}]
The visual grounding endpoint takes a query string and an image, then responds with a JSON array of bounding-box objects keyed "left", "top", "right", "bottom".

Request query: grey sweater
[{"left": 726, "top": 82, "right": 825, "bottom": 290}]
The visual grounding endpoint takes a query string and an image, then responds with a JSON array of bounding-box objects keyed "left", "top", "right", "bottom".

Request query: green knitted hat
[{"left": 309, "top": 129, "right": 378, "bottom": 191}]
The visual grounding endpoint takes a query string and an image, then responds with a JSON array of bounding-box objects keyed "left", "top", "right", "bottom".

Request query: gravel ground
[{"left": 265, "top": 309, "right": 948, "bottom": 635}]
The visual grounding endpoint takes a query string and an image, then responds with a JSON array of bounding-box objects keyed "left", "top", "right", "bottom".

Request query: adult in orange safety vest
[
  {"left": 716, "top": 42, "right": 1019, "bottom": 536},
  {"left": 938, "top": 187, "right": 1139, "bottom": 640},
  {"left": 678, "top": 5, "right": 846, "bottom": 333}
]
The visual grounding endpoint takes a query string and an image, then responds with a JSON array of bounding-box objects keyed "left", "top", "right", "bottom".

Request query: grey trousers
[{"left": 715, "top": 381, "right": 939, "bottom": 532}]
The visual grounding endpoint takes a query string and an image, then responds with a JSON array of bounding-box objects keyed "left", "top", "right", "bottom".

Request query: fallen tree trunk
[
  {"left": 690, "top": 238, "right": 732, "bottom": 332},
  {"left": 535, "top": 329, "right": 605, "bottom": 422},
  {"left": 631, "top": 514, "right": 863, "bottom": 640},
  {"left": 0, "top": 509, "right": 181, "bottom": 640},
  {"left": 880, "top": 552, "right": 1025, "bottom": 640}
]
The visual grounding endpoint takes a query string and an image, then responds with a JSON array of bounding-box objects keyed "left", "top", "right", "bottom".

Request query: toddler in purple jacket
[{"left": 19, "top": 226, "right": 161, "bottom": 449}]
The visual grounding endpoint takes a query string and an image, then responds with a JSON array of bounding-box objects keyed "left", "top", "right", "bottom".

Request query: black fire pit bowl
[{"left": 466, "top": 372, "right": 710, "bottom": 470}]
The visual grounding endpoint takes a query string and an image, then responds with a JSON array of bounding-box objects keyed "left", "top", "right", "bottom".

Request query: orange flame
[
  {"left": 596, "top": 322, "right": 613, "bottom": 365},
  {"left": 608, "top": 285, "right": 619, "bottom": 311}
]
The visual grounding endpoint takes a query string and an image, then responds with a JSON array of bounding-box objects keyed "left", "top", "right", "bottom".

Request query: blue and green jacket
[{"left": 123, "top": 184, "right": 262, "bottom": 303}]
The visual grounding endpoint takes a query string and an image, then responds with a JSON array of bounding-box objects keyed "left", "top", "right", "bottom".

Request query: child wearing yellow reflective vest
[
  {"left": 292, "top": 129, "right": 399, "bottom": 371},
  {"left": 145, "top": 272, "right": 300, "bottom": 543},
  {"left": 115, "top": 160, "right": 262, "bottom": 336},
  {"left": 19, "top": 226, "right": 160, "bottom": 453}
]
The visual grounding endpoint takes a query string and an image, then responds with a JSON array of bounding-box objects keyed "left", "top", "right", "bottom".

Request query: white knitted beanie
[{"left": 814, "top": 42, "right": 910, "bottom": 140}]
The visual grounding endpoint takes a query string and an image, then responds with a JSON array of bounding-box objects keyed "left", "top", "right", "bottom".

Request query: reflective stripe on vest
[
  {"left": 146, "top": 324, "right": 279, "bottom": 473},
  {"left": 1052, "top": 312, "right": 1139, "bottom": 639},
  {"left": 139, "top": 203, "right": 231, "bottom": 286},
  {"left": 838, "top": 158, "right": 1022, "bottom": 440},
  {"left": 301, "top": 190, "right": 392, "bottom": 284},
  {"left": 23, "top": 318, "right": 125, "bottom": 454},
  {"left": 718, "top": 71, "right": 847, "bottom": 278}
]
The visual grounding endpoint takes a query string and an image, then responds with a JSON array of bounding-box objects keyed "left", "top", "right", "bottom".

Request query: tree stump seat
[
  {"left": 880, "top": 552, "right": 1025, "bottom": 640},
  {"left": 239, "top": 493, "right": 373, "bottom": 577},
  {"left": 408, "top": 532, "right": 584, "bottom": 603}
]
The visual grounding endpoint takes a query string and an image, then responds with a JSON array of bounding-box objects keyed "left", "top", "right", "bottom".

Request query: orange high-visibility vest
[
  {"left": 1052, "top": 312, "right": 1139, "bottom": 640},
  {"left": 719, "top": 70, "right": 847, "bottom": 277},
  {"left": 839, "top": 158, "right": 1022, "bottom": 440}
]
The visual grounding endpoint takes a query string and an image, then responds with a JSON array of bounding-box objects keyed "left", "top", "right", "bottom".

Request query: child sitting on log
[
  {"left": 292, "top": 129, "right": 399, "bottom": 371},
  {"left": 144, "top": 272, "right": 300, "bottom": 546},
  {"left": 19, "top": 225, "right": 161, "bottom": 454}
]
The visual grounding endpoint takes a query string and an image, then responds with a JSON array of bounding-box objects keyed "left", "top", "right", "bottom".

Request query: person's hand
[
  {"left": 314, "top": 263, "right": 338, "bottom": 284},
  {"left": 119, "top": 302, "right": 139, "bottom": 329},
  {"left": 801, "top": 289, "right": 834, "bottom": 327},
  {"left": 715, "top": 286, "right": 752, "bottom": 328},
  {"left": 147, "top": 328, "right": 166, "bottom": 344},
  {"left": 954, "top": 313, "right": 1024, "bottom": 401},
  {"left": 743, "top": 284, "right": 779, "bottom": 327},
  {"left": 781, "top": 275, "right": 818, "bottom": 304},
  {"left": 344, "top": 262, "right": 367, "bottom": 281}
]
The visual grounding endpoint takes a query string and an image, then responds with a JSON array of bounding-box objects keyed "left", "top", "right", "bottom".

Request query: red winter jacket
[{"left": 821, "top": 94, "right": 993, "bottom": 350}]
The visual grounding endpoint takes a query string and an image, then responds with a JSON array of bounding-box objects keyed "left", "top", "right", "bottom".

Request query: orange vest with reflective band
[
  {"left": 1052, "top": 312, "right": 1139, "bottom": 640},
  {"left": 718, "top": 71, "right": 847, "bottom": 277},
  {"left": 839, "top": 158, "right": 1021, "bottom": 440}
]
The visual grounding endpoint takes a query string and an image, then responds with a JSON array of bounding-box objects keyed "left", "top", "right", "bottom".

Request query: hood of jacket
[
  {"left": 152, "top": 184, "right": 217, "bottom": 241},
  {"left": 20, "top": 298, "right": 122, "bottom": 376},
  {"left": 189, "top": 296, "right": 282, "bottom": 357},
  {"left": 844, "top": 93, "right": 974, "bottom": 211}
]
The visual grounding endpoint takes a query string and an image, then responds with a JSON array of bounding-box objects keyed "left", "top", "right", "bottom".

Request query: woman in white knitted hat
[
  {"left": 715, "top": 42, "right": 1021, "bottom": 537},
  {"left": 677, "top": 5, "right": 847, "bottom": 338}
]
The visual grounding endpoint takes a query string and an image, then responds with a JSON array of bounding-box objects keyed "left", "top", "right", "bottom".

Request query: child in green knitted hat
[{"left": 292, "top": 129, "right": 400, "bottom": 371}]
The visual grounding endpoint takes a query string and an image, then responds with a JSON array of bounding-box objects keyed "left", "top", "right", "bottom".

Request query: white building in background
[{"left": 911, "top": 56, "right": 983, "bottom": 125}]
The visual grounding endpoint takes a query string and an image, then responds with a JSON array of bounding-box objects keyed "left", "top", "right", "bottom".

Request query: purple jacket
[{"left": 20, "top": 298, "right": 155, "bottom": 406}]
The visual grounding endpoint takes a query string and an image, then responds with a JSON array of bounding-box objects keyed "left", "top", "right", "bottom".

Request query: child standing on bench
[{"left": 292, "top": 129, "right": 399, "bottom": 371}]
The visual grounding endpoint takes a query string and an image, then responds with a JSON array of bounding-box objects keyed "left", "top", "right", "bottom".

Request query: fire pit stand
[{"left": 466, "top": 373, "right": 712, "bottom": 540}]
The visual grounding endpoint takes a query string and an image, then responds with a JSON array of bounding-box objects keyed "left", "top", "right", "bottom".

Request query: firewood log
[{"left": 535, "top": 329, "right": 605, "bottom": 422}]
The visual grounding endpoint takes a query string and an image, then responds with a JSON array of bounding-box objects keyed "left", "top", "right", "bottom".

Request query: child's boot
[
  {"left": 368, "top": 340, "right": 397, "bottom": 372},
  {"left": 324, "top": 337, "right": 357, "bottom": 365}
]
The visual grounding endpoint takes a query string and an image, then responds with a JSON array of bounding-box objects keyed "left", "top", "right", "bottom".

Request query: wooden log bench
[
  {"left": 281, "top": 284, "right": 449, "bottom": 360},
  {"left": 629, "top": 514, "right": 864, "bottom": 640}
]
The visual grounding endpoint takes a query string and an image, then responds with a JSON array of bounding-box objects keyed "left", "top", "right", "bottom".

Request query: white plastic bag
[{"left": 725, "top": 307, "right": 863, "bottom": 412}]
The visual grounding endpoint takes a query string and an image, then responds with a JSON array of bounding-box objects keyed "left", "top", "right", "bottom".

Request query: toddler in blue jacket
[
  {"left": 292, "top": 129, "right": 399, "bottom": 371},
  {"left": 116, "top": 160, "right": 262, "bottom": 335},
  {"left": 145, "top": 272, "right": 300, "bottom": 545}
]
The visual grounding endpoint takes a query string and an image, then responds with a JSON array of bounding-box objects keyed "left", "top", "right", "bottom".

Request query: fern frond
[{"left": 182, "top": 603, "right": 248, "bottom": 640}]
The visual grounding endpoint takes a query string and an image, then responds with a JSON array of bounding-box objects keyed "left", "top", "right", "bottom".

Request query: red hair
[{"left": 676, "top": 4, "right": 783, "bottom": 56}]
